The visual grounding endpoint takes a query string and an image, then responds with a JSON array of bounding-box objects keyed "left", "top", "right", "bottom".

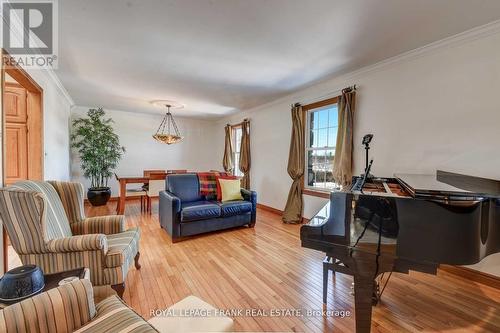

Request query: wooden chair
[
  {"left": 145, "top": 172, "right": 167, "bottom": 213},
  {"left": 144, "top": 169, "right": 166, "bottom": 177},
  {"left": 115, "top": 173, "right": 147, "bottom": 212},
  {"left": 167, "top": 169, "right": 188, "bottom": 174}
]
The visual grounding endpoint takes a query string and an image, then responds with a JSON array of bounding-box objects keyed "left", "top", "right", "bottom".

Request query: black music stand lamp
[{"left": 362, "top": 134, "right": 373, "bottom": 178}]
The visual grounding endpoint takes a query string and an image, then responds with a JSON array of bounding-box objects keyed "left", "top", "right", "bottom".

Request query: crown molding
[
  {"left": 340, "top": 19, "right": 500, "bottom": 81},
  {"left": 44, "top": 70, "right": 75, "bottom": 106},
  {"left": 225, "top": 19, "right": 500, "bottom": 119}
]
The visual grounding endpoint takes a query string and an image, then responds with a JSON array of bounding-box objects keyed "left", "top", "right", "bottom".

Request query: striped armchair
[
  {"left": 0, "top": 180, "right": 141, "bottom": 297},
  {"left": 0, "top": 279, "right": 157, "bottom": 333}
]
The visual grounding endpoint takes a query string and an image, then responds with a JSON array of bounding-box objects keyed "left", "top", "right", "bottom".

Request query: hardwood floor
[{"left": 8, "top": 199, "right": 500, "bottom": 332}]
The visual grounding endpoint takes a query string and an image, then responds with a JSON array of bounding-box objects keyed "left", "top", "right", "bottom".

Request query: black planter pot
[{"left": 87, "top": 187, "right": 111, "bottom": 206}]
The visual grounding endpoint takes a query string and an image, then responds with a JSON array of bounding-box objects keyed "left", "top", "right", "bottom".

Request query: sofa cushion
[
  {"left": 219, "top": 201, "right": 252, "bottom": 217},
  {"left": 181, "top": 201, "right": 221, "bottom": 222},
  {"left": 166, "top": 174, "right": 202, "bottom": 203}
]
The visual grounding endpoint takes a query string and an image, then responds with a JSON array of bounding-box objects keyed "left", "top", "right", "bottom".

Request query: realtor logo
[{"left": 1, "top": 0, "right": 58, "bottom": 68}]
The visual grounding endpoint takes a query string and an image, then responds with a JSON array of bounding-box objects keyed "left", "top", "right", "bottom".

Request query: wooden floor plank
[{"left": 7, "top": 199, "right": 500, "bottom": 332}]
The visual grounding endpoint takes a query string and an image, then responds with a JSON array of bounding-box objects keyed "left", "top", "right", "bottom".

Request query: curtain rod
[
  {"left": 296, "top": 85, "right": 356, "bottom": 106},
  {"left": 227, "top": 118, "right": 249, "bottom": 127}
]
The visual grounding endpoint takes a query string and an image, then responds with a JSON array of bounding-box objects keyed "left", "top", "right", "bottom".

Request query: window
[
  {"left": 304, "top": 97, "right": 339, "bottom": 193},
  {"left": 232, "top": 125, "right": 243, "bottom": 176}
]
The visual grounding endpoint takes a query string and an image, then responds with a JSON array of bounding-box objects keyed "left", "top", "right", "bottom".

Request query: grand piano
[{"left": 301, "top": 169, "right": 500, "bottom": 332}]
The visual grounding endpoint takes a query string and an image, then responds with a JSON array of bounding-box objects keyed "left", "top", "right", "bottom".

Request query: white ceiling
[{"left": 57, "top": 0, "right": 500, "bottom": 118}]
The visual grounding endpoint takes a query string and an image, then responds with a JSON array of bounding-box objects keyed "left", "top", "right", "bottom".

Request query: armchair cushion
[
  {"left": 80, "top": 294, "right": 157, "bottom": 332},
  {"left": 0, "top": 279, "right": 96, "bottom": 333},
  {"left": 220, "top": 201, "right": 252, "bottom": 217},
  {"left": 181, "top": 201, "right": 221, "bottom": 222},
  {"left": 46, "top": 234, "right": 108, "bottom": 253},
  {"left": 0, "top": 189, "right": 47, "bottom": 254},
  {"left": 48, "top": 180, "right": 86, "bottom": 225},
  {"left": 105, "top": 227, "right": 140, "bottom": 268},
  {"left": 11, "top": 181, "right": 72, "bottom": 239},
  {"left": 71, "top": 215, "right": 125, "bottom": 235}
]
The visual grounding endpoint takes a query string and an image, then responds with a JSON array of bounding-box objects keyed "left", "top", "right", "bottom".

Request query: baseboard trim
[
  {"left": 439, "top": 265, "right": 500, "bottom": 290},
  {"left": 256, "top": 203, "right": 309, "bottom": 223},
  {"left": 257, "top": 203, "right": 283, "bottom": 216},
  {"left": 84, "top": 196, "right": 143, "bottom": 205}
]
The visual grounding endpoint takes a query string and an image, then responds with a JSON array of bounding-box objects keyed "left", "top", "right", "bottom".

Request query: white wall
[
  {"left": 28, "top": 71, "right": 73, "bottom": 180},
  {"left": 70, "top": 106, "right": 219, "bottom": 196},
  {"left": 215, "top": 25, "right": 500, "bottom": 276},
  {"left": 215, "top": 26, "right": 500, "bottom": 220}
]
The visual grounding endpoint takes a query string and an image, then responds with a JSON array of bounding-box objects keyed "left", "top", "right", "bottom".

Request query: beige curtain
[
  {"left": 222, "top": 124, "right": 233, "bottom": 173},
  {"left": 282, "top": 104, "right": 305, "bottom": 224},
  {"left": 239, "top": 119, "right": 251, "bottom": 189},
  {"left": 333, "top": 87, "right": 356, "bottom": 187}
]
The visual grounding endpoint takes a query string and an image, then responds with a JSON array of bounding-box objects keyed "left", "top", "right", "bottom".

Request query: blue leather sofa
[{"left": 159, "top": 174, "right": 257, "bottom": 242}]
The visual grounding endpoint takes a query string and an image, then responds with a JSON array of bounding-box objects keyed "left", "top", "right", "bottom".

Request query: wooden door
[
  {"left": 5, "top": 123, "right": 28, "bottom": 184},
  {"left": 4, "top": 83, "right": 29, "bottom": 185},
  {"left": 4, "top": 83, "right": 27, "bottom": 123},
  {"left": 2, "top": 56, "right": 45, "bottom": 273}
]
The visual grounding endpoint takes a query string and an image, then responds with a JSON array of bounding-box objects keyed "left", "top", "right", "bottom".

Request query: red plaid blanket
[{"left": 197, "top": 172, "right": 219, "bottom": 198}]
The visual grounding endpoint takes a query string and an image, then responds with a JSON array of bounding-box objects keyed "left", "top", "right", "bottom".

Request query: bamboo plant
[{"left": 71, "top": 108, "right": 125, "bottom": 189}]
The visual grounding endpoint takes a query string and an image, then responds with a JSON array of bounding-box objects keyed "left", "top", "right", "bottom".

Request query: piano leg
[
  {"left": 353, "top": 276, "right": 374, "bottom": 333},
  {"left": 323, "top": 260, "right": 328, "bottom": 304},
  {"left": 322, "top": 256, "right": 336, "bottom": 304}
]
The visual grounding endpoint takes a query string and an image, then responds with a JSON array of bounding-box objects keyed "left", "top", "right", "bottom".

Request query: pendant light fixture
[{"left": 151, "top": 101, "right": 184, "bottom": 145}]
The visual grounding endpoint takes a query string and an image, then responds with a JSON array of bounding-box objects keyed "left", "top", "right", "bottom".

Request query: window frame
[
  {"left": 231, "top": 124, "right": 243, "bottom": 177},
  {"left": 302, "top": 96, "right": 339, "bottom": 198}
]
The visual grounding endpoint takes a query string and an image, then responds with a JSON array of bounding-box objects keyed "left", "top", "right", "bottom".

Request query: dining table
[{"left": 114, "top": 174, "right": 150, "bottom": 214}]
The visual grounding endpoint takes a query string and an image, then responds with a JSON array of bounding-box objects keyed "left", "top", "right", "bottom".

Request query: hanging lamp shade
[{"left": 153, "top": 103, "right": 183, "bottom": 144}]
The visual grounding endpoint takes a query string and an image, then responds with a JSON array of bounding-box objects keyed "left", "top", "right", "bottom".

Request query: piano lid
[{"left": 395, "top": 170, "right": 500, "bottom": 199}]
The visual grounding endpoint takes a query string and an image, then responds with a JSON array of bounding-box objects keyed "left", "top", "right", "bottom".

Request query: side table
[{"left": 0, "top": 267, "right": 89, "bottom": 308}]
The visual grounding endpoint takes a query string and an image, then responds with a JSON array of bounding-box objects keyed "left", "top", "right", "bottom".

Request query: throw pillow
[
  {"left": 219, "top": 179, "right": 243, "bottom": 202},
  {"left": 216, "top": 175, "right": 238, "bottom": 201},
  {"left": 197, "top": 172, "right": 218, "bottom": 198}
]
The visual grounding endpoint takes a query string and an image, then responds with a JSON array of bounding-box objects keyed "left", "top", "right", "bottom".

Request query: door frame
[{"left": 1, "top": 49, "right": 44, "bottom": 272}]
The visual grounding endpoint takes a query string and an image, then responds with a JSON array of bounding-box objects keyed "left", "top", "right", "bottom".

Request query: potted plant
[{"left": 71, "top": 108, "right": 125, "bottom": 206}]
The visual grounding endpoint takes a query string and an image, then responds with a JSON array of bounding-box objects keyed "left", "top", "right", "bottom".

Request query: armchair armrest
[
  {"left": 46, "top": 234, "right": 108, "bottom": 253},
  {"left": 160, "top": 191, "right": 181, "bottom": 212},
  {"left": 0, "top": 279, "right": 96, "bottom": 331},
  {"left": 159, "top": 190, "right": 181, "bottom": 239},
  {"left": 71, "top": 215, "right": 125, "bottom": 235}
]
